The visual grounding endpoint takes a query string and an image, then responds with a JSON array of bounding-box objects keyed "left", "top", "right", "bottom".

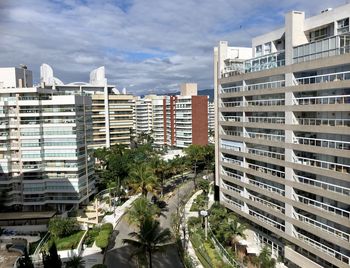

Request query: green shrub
[
  {"left": 48, "top": 217, "right": 79, "bottom": 238},
  {"left": 95, "top": 232, "right": 109, "bottom": 252},
  {"left": 84, "top": 227, "right": 100, "bottom": 247},
  {"left": 91, "top": 264, "right": 107, "bottom": 268},
  {"left": 100, "top": 223, "right": 113, "bottom": 233}
]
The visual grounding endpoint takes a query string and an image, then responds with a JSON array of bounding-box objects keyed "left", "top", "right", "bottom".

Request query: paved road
[{"left": 105, "top": 181, "right": 195, "bottom": 268}]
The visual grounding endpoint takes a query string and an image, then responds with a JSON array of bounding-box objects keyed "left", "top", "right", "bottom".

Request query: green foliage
[
  {"left": 91, "top": 265, "right": 107, "bottom": 268},
  {"left": 198, "top": 179, "right": 210, "bottom": 194},
  {"left": 100, "top": 223, "right": 113, "bottom": 232},
  {"left": 65, "top": 256, "right": 85, "bottom": 268},
  {"left": 54, "top": 230, "right": 85, "bottom": 250},
  {"left": 129, "top": 164, "right": 158, "bottom": 196},
  {"left": 49, "top": 217, "right": 79, "bottom": 238},
  {"left": 42, "top": 242, "right": 62, "bottom": 268},
  {"left": 95, "top": 223, "right": 113, "bottom": 253},
  {"left": 18, "top": 249, "right": 34, "bottom": 268},
  {"left": 127, "top": 197, "right": 161, "bottom": 227},
  {"left": 190, "top": 193, "right": 208, "bottom": 211},
  {"left": 84, "top": 227, "right": 100, "bottom": 247},
  {"left": 258, "top": 246, "right": 276, "bottom": 268}
]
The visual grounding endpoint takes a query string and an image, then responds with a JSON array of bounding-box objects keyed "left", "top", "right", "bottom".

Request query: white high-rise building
[
  {"left": 215, "top": 5, "right": 350, "bottom": 268},
  {"left": 134, "top": 97, "right": 153, "bottom": 135},
  {"left": 0, "top": 67, "right": 95, "bottom": 212}
]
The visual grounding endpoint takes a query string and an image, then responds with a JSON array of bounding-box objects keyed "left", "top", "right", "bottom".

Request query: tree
[
  {"left": 198, "top": 179, "right": 210, "bottom": 194},
  {"left": 65, "top": 256, "right": 85, "bottom": 268},
  {"left": 126, "top": 197, "right": 162, "bottom": 227},
  {"left": 43, "top": 242, "right": 62, "bottom": 268},
  {"left": 184, "top": 145, "right": 205, "bottom": 189},
  {"left": 49, "top": 218, "right": 79, "bottom": 238},
  {"left": 203, "top": 144, "right": 215, "bottom": 175},
  {"left": 225, "top": 218, "right": 247, "bottom": 253},
  {"left": 150, "top": 157, "right": 171, "bottom": 197},
  {"left": 123, "top": 217, "right": 172, "bottom": 268},
  {"left": 130, "top": 164, "right": 158, "bottom": 196},
  {"left": 18, "top": 249, "right": 34, "bottom": 268},
  {"left": 258, "top": 246, "right": 276, "bottom": 268}
]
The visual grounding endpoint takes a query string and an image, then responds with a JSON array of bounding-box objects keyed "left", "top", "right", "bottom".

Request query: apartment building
[
  {"left": 41, "top": 64, "right": 135, "bottom": 149},
  {"left": 208, "top": 102, "right": 215, "bottom": 142},
  {"left": 215, "top": 5, "right": 350, "bottom": 268},
  {"left": 0, "top": 67, "right": 95, "bottom": 212},
  {"left": 134, "top": 96, "right": 153, "bottom": 135}
]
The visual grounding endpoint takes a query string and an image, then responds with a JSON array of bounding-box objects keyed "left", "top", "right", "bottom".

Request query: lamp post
[{"left": 199, "top": 210, "right": 208, "bottom": 240}]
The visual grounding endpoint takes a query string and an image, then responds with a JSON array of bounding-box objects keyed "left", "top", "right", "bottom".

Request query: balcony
[
  {"left": 295, "top": 71, "right": 350, "bottom": 85},
  {"left": 221, "top": 157, "right": 242, "bottom": 166},
  {"left": 221, "top": 115, "right": 242, "bottom": 122},
  {"left": 294, "top": 174, "right": 350, "bottom": 196},
  {"left": 293, "top": 95, "right": 350, "bottom": 105},
  {"left": 246, "top": 98, "right": 285, "bottom": 106},
  {"left": 246, "top": 116, "right": 285, "bottom": 124},
  {"left": 221, "top": 101, "right": 244, "bottom": 107},
  {"left": 248, "top": 194, "right": 285, "bottom": 213},
  {"left": 294, "top": 212, "right": 350, "bottom": 242},
  {"left": 221, "top": 181, "right": 242, "bottom": 194},
  {"left": 221, "top": 170, "right": 243, "bottom": 181},
  {"left": 246, "top": 80, "right": 285, "bottom": 91},
  {"left": 293, "top": 156, "right": 350, "bottom": 173},
  {"left": 246, "top": 131, "right": 285, "bottom": 142},
  {"left": 248, "top": 163, "right": 285, "bottom": 178},
  {"left": 221, "top": 144, "right": 242, "bottom": 152},
  {"left": 293, "top": 34, "right": 350, "bottom": 64},
  {"left": 296, "top": 232, "right": 349, "bottom": 265},
  {"left": 249, "top": 209, "right": 285, "bottom": 230},
  {"left": 221, "top": 85, "right": 243, "bottom": 94},
  {"left": 249, "top": 179, "right": 285, "bottom": 196},
  {"left": 248, "top": 147, "right": 285, "bottom": 160},
  {"left": 294, "top": 194, "right": 349, "bottom": 219},
  {"left": 221, "top": 194, "right": 243, "bottom": 210},
  {"left": 294, "top": 136, "right": 350, "bottom": 150},
  {"left": 294, "top": 117, "right": 350, "bottom": 127}
]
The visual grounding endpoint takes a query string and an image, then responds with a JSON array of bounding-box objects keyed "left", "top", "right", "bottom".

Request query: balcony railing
[
  {"left": 295, "top": 212, "right": 350, "bottom": 242},
  {"left": 246, "top": 80, "right": 285, "bottom": 91},
  {"left": 293, "top": 95, "right": 350, "bottom": 105},
  {"left": 293, "top": 34, "right": 350, "bottom": 64},
  {"left": 246, "top": 132, "right": 285, "bottom": 142},
  {"left": 248, "top": 163, "right": 285, "bottom": 178},
  {"left": 246, "top": 116, "right": 285, "bottom": 124},
  {"left": 248, "top": 148, "right": 285, "bottom": 160},
  {"left": 296, "top": 232, "right": 350, "bottom": 265},
  {"left": 294, "top": 194, "right": 350, "bottom": 219},
  {"left": 249, "top": 179, "right": 285, "bottom": 196},
  {"left": 249, "top": 209, "right": 285, "bottom": 230},
  {"left": 246, "top": 98, "right": 285, "bottom": 106},
  {"left": 221, "top": 101, "right": 244, "bottom": 107},
  {"left": 295, "top": 71, "right": 350, "bottom": 85},
  {"left": 221, "top": 157, "right": 242, "bottom": 166},
  {"left": 221, "top": 170, "right": 243, "bottom": 181},
  {"left": 294, "top": 117, "right": 350, "bottom": 127},
  {"left": 294, "top": 174, "right": 350, "bottom": 196},
  {"left": 221, "top": 85, "right": 243, "bottom": 94},
  {"left": 221, "top": 115, "right": 242, "bottom": 122},
  {"left": 222, "top": 182, "right": 241, "bottom": 194},
  {"left": 221, "top": 144, "right": 242, "bottom": 151},
  {"left": 222, "top": 194, "right": 243, "bottom": 210},
  {"left": 249, "top": 195, "right": 285, "bottom": 213},
  {"left": 222, "top": 130, "right": 244, "bottom": 137},
  {"left": 294, "top": 136, "right": 350, "bottom": 150},
  {"left": 293, "top": 156, "right": 350, "bottom": 173}
]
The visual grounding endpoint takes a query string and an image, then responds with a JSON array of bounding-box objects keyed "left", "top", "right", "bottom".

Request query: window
[
  {"left": 337, "top": 18, "right": 349, "bottom": 34},
  {"left": 256, "top": 45, "right": 262, "bottom": 56},
  {"left": 264, "top": 42, "right": 271, "bottom": 54},
  {"left": 309, "top": 27, "right": 329, "bottom": 42}
]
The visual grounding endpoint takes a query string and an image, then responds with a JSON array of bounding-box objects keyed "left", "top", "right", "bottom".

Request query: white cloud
[{"left": 0, "top": 0, "right": 346, "bottom": 95}]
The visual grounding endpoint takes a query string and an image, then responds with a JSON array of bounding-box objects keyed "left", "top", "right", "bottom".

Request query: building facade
[
  {"left": 134, "top": 97, "right": 153, "bottom": 135},
  {"left": 41, "top": 64, "right": 135, "bottom": 149},
  {"left": 0, "top": 67, "right": 95, "bottom": 212},
  {"left": 215, "top": 5, "right": 350, "bottom": 268}
]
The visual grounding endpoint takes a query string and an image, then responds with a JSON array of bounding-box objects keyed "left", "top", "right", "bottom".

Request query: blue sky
[{"left": 0, "top": 0, "right": 346, "bottom": 95}]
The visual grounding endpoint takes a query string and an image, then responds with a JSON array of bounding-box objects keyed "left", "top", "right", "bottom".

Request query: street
[{"left": 104, "top": 180, "right": 195, "bottom": 268}]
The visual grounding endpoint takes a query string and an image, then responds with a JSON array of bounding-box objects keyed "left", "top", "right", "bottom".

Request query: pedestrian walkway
[{"left": 182, "top": 189, "right": 203, "bottom": 268}]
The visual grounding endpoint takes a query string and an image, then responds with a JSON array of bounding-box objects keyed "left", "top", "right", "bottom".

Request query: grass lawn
[{"left": 54, "top": 230, "right": 85, "bottom": 250}]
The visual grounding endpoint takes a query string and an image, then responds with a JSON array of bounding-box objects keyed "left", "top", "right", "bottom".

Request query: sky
[{"left": 0, "top": 0, "right": 347, "bottom": 95}]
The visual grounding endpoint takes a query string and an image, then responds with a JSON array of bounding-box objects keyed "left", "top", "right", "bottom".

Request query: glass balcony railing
[
  {"left": 221, "top": 80, "right": 285, "bottom": 93},
  {"left": 296, "top": 232, "right": 350, "bottom": 265},
  {"left": 246, "top": 98, "right": 285, "bottom": 106},
  {"left": 293, "top": 34, "right": 350, "bottom": 64},
  {"left": 248, "top": 163, "right": 285, "bottom": 178},
  {"left": 294, "top": 117, "right": 350, "bottom": 127},
  {"left": 294, "top": 194, "right": 349, "bottom": 219},
  {"left": 248, "top": 194, "right": 285, "bottom": 213},
  {"left": 221, "top": 101, "right": 243, "bottom": 107},
  {"left": 294, "top": 136, "right": 350, "bottom": 150},
  {"left": 293, "top": 156, "right": 350, "bottom": 173},
  {"left": 221, "top": 115, "right": 242, "bottom": 122},
  {"left": 294, "top": 212, "right": 350, "bottom": 242},
  {"left": 249, "top": 179, "right": 285, "bottom": 196},
  {"left": 293, "top": 94, "right": 350, "bottom": 105},
  {"left": 221, "top": 85, "right": 243, "bottom": 94},
  {"left": 295, "top": 71, "right": 350, "bottom": 85},
  {"left": 221, "top": 170, "right": 243, "bottom": 181},
  {"left": 246, "top": 132, "right": 285, "bottom": 142},
  {"left": 222, "top": 194, "right": 243, "bottom": 210},
  {"left": 221, "top": 144, "right": 242, "bottom": 152},
  {"left": 221, "top": 181, "right": 242, "bottom": 194},
  {"left": 221, "top": 157, "right": 242, "bottom": 166},
  {"left": 249, "top": 209, "right": 285, "bottom": 230},
  {"left": 246, "top": 116, "right": 285, "bottom": 124},
  {"left": 248, "top": 147, "right": 285, "bottom": 160}
]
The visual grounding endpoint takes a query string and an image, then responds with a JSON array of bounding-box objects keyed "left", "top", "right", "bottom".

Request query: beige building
[{"left": 215, "top": 5, "right": 350, "bottom": 268}]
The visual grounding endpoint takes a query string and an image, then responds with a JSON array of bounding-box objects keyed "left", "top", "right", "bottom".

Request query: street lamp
[{"left": 199, "top": 210, "right": 209, "bottom": 240}]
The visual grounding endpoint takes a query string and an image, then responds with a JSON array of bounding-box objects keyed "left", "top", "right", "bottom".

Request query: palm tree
[
  {"left": 65, "top": 255, "right": 85, "bottom": 268},
  {"left": 258, "top": 246, "right": 276, "bottom": 268},
  {"left": 184, "top": 145, "right": 205, "bottom": 189},
  {"left": 225, "top": 218, "right": 247, "bottom": 253},
  {"left": 150, "top": 157, "right": 169, "bottom": 197},
  {"left": 127, "top": 197, "right": 162, "bottom": 227},
  {"left": 130, "top": 164, "right": 158, "bottom": 196},
  {"left": 123, "top": 217, "right": 172, "bottom": 268}
]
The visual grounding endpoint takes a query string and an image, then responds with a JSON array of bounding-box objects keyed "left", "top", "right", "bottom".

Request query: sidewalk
[{"left": 182, "top": 189, "right": 203, "bottom": 268}]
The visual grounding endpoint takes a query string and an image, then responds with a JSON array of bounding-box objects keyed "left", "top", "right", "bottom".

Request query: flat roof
[{"left": 0, "top": 211, "right": 56, "bottom": 221}]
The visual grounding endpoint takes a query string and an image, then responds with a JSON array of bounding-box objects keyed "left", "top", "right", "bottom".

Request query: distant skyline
[{"left": 0, "top": 0, "right": 347, "bottom": 95}]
